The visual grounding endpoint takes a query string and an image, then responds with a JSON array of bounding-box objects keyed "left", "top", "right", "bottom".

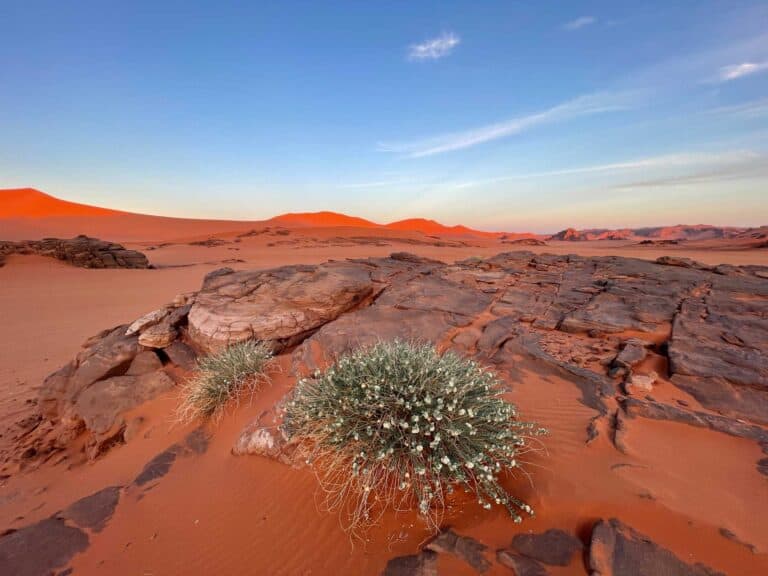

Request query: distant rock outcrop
[
  {"left": 0, "top": 235, "right": 149, "bottom": 268},
  {"left": 549, "top": 224, "right": 759, "bottom": 242}
]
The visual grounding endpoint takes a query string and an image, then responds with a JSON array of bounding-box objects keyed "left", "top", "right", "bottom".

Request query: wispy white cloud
[
  {"left": 718, "top": 61, "right": 768, "bottom": 81},
  {"left": 407, "top": 32, "right": 460, "bottom": 61},
  {"left": 708, "top": 97, "right": 768, "bottom": 118},
  {"left": 378, "top": 92, "right": 634, "bottom": 158},
  {"left": 613, "top": 153, "right": 768, "bottom": 189},
  {"left": 446, "top": 150, "right": 764, "bottom": 189},
  {"left": 563, "top": 16, "right": 596, "bottom": 31}
]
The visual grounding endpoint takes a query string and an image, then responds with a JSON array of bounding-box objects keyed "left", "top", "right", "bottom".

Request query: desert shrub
[
  {"left": 178, "top": 340, "right": 273, "bottom": 421},
  {"left": 282, "top": 340, "right": 545, "bottom": 533}
]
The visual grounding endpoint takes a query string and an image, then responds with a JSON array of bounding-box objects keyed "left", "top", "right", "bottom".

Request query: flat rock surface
[
  {"left": 589, "top": 518, "right": 725, "bottom": 576},
  {"left": 511, "top": 528, "right": 584, "bottom": 566},
  {"left": 27, "top": 251, "right": 768, "bottom": 468}
]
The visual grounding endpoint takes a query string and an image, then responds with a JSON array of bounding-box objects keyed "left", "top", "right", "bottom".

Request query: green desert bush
[
  {"left": 282, "top": 340, "right": 545, "bottom": 533},
  {"left": 178, "top": 340, "right": 273, "bottom": 421}
]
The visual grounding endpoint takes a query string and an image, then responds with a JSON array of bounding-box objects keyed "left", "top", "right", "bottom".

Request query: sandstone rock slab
[{"left": 589, "top": 519, "right": 724, "bottom": 576}]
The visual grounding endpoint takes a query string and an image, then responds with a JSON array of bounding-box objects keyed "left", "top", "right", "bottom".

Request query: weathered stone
[
  {"left": 73, "top": 371, "right": 175, "bottom": 434},
  {"left": 624, "top": 371, "right": 658, "bottom": 395},
  {"left": 126, "top": 351, "right": 163, "bottom": 375},
  {"left": 125, "top": 308, "right": 169, "bottom": 336},
  {"left": 382, "top": 550, "right": 437, "bottom": 576},
  {"left": 35, "top": 251, "right": 768, "bottom": 461},
  {"left": 59, "top": 486, "right": 121, "bottom": 533},
  {"left": 668, "top": 282, "right": 768, "bottom": 424},
  {"left": 613, "top": 343, "right": 647, "bottom": 369},
  {"left": 425, "top": 529, "right": 490, "bottom": 573},
  {"left": 138, "top": 322, "right": 178, "bottom": 348},
  {"left": 165, "top": 341, "right": 198, "bottom": 371},
  {"left": 656, "top": 255, "right": 710, "bottom": 270},
  {"left": 496, "top": 550, "right": 549, "bottom": 576},
  {"left": 511, "top": 529, "right": 583, "bottom": 566},
  {"left": 0, "top": 518, "right": 89, "bottom": 576},
  {"left": 0, "top": 235, "right": 149, "bottom": 269},
  {"left": 232, "top": 420, "right": 293, "bottom": 464},
  {"left": 589, "top": 519, "right": 724, "bottom": 576},
  {"left": 188, "top": 262, "right": 379, "bottom": 352},
  {"left": 133, "top": 446, "right": 178, "bottom": 487},
  {"left": 40, "top": 325, "right": 140, "bottom": 419}
]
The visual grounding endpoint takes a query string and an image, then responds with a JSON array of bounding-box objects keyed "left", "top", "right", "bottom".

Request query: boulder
[
  {"left": 232, "top": 419, "right": 294, "bottom": 464},
  {"left": 612, "top": 342, "right": 647, "bottom": 371},
  {"left": 187, "top": 262, "right": 379, "bottom": 352},
  {"left": 624, "top": 371, "right": 658, "bottom": 395},
  {"left": 40, "top": 325, "right": 140, "bottom": 419}
]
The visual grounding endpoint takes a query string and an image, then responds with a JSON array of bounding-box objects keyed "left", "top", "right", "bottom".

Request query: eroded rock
[
  {"left": 33, "top": 251, "right": 768, "bottom": 462},
  {"left": 496, "top": 550, "right": 548, "bottom": 576},
  {"left": 382, "top": 550, "right": 437, "bottom": 576},
  {"left": 0, "top": 518, "right": 88, "bottom": 576},
  {"left": 0, "top": 235, "right": 148, "bottom": 269},
  {"left": 188, "top": 262, "right": 380, "bottom": 352},
  {"left": 510, "top": 528, "right": 583, "bottom": 566},
  {"left": 589, "top": 518, "right": 724, "bottom": 576},
  {"left": 425, "top": 529, "right": 491, "bottom": 573}
]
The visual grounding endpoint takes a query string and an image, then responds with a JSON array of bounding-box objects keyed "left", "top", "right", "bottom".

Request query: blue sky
[{"left": 1, "top": 1, "right": 767, "bottom": 232}]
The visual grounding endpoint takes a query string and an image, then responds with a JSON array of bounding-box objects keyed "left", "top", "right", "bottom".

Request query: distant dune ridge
[
  {"left": 1, "top": 188, "right": 122, "bottom": 218},
  {"left": 0, "top": 188, "right": 535, "bottom": 241},
  {"left": 1, "top": 188, "right": 765, "bottom": 245}
]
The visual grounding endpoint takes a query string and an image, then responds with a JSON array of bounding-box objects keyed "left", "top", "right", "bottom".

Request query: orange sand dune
[
  {"left": 385, "top": 217, "right": 511, "bottom": 238},
  {"left": 0, "top": 188, "right": 121, "bottom": 218},
  {"left": 268, "top": 211, "right": 378, "bottom": 228},
  {"left": 1, "top": 188, "right": 535, "bottom": 241}
]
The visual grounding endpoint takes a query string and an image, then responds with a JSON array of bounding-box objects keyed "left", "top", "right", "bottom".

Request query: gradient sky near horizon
[{"left": 1, "top": 1, "right": 767, "bottom": 233}]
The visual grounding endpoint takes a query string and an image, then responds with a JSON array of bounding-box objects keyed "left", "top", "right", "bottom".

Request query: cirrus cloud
[
  {"left": 718, "top": 61, "right": 768, "bottom": 81},
  {"left": 378, "top": 92, "right": 634, "bottom": 158},
  {"left": 407, "top": 32, "right": 460, "bottom": 61},
  {"left": 563, "top": 16, "right": 596, "bottom": 31}
]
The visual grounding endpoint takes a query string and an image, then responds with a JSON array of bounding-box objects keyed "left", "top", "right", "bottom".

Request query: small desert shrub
[
  {"left": 282, "top": 340, "right": 545, "bottom": 533},
  {"left": 178, "top": 340, "right": 273, "bottom": 421}
]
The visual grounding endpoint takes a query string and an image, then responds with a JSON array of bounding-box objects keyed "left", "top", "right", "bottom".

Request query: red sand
[
  {"left": 0, "top": 188, "right": 121, "bottom": 218},
  {"left": 1, "top": 189, "right": 767, "bottom": 574}
]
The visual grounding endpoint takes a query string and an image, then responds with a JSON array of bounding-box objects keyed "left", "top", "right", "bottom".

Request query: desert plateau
[{"left": 2, "top": 3, "right": 768, "bottom": 575}]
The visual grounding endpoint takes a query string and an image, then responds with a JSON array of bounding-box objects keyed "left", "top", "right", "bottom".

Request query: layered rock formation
[
  {"left": 22, "top": 251, "right": 768, "bottom": 466},
  {"left": 0, "top": 235, "right": 149, "bottom": 268}
]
